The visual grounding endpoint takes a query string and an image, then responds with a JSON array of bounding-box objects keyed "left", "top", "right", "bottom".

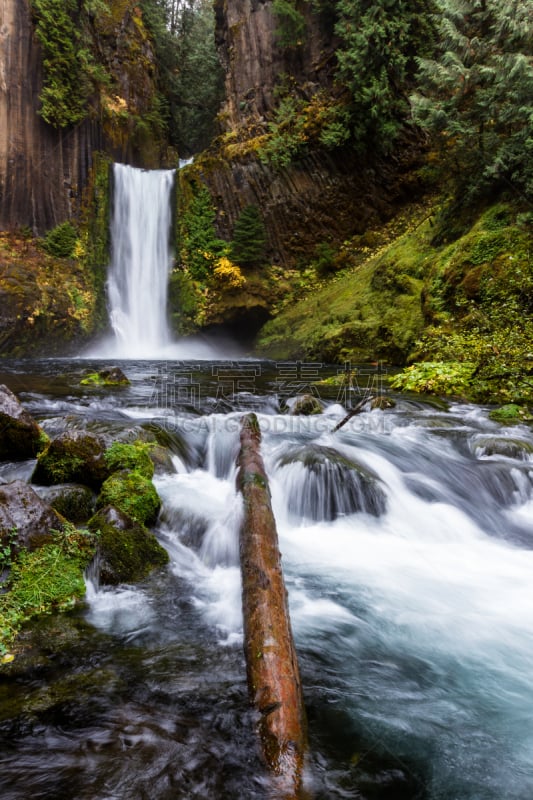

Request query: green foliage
[
  {"left": 0, "top": 526, "right": 96, "bottom": 654},
  {"left": 230, "top": 206, "right": 268, "bottom": 269},
  {"left": 141, "top": 0, "right": 223, "bottom": 154},
  {"left": 273, "top": 0, "right": 307, "bottom": 47},
  {"left": 488, "top": 404, "right": 533, "bottom": 423},
  {"left": 178, "top": 183, "right": 227, "bottom": 280},
  {"left": 104, "top": 442, "right": 155, "bottom": 480},
  {"left": 412, "top": 0, "right": 533, "bottom": 199},
  {"left": 0, "top": 529, "right": 17, "bottom": 578},
  {"left": 43, "top": 222, "right": 78, "bottom": 258},
  {"left": 311, "top": 242, "right": 338, "bottom": 277},
  {"left": 334, "top": 0, "right": 435, "bottom": 153},
  {"left": 97, "top": 470, "right": 161, "bottom": 526},
  {"left": 390, "top": 361, "right": 475, "bottom": 396},
  {"left": 260, "top": 93, "right": 309, "bottom": 167},
  {"left": 30, "top": 0, "right": 112, "bottom": 127}
]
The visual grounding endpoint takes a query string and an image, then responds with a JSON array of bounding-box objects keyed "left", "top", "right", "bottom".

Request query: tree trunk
[{"left": 236, "top": 413, "right": 309, "bottom": 799}]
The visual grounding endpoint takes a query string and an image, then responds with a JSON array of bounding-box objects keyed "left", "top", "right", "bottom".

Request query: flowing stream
[{"left": 1, "top": 360, "right": 533, "bottom": 799}]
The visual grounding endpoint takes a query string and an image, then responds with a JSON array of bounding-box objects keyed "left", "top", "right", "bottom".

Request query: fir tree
[
  {"left": 230, "top": 206, "right": 268, "bottom": 269},
  {"left": 411, "top": 0, "right": 533, "bottom": 199},
  {"left": 334, "top": 0, "right": 435, "bottom": 153}
]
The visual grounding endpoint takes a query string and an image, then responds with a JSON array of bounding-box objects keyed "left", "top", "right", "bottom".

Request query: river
[{"left": 1, "top": 358, "right": 532, "bottom": 799}]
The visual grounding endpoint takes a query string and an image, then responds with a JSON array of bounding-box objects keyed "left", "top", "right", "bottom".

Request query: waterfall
[{"left": 106, "top": 163, "right": 175, "bottom": 357}]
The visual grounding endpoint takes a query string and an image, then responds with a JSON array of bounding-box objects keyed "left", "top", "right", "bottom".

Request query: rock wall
[
  {"left": 0, "top": 0, "right": 163, "bottom": 234},
  {"left": 205, "top": 0, "right": 423, "bottom": 265},
  {"left": 214, "top": 0, "right": 334, "bottom": 129},
  {"left": 0, "top": 0, "right": 98, "bottom": 231}
]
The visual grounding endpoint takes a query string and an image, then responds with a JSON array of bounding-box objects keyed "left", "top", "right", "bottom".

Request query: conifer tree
[
  {"left": 411, "top": 0, "right": 533, "bottom": 198},
  {"left": 334, "top": 0, "right": 434, "bottom": 153},
  {"left": 230, "top": 206, "right": 268, "bottom": 269}
]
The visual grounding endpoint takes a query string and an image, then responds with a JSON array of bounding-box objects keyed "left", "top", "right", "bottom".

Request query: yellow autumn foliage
[{"left": 212, "top": 257, "right": 246, "bottom": 289}]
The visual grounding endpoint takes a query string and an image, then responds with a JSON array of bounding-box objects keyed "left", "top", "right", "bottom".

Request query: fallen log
[{"left": 236, "top": 413, "right": 309, "bottom": 799}]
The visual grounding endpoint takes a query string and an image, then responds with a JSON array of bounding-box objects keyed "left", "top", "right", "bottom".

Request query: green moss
[
  {"left": 0, "top": 526, "right": 97, "bottom": 655},
  {"left": 104, "top": 441, "right": 154, "bottom": 479},
  {"left": 488, "top": 404, "right": 533, "bottom": 424},
  {"left": 96, "top": 470, "right": 161, "bottom": 525},
  {"left": 80, "top": 371, "right": 130, "bottom": 387},
  {"left": 88, "top": 508, "right": 168, "bottom": 586},
  {"left": 32, "top": 433, "right": 108, "bottom": 489}
]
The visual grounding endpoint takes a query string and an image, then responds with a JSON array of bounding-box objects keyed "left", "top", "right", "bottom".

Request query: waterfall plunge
[{"left": 106, "top": 163, "right": 175, "bottom": 358}]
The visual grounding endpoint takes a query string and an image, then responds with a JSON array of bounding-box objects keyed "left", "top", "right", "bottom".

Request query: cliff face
[
  {"left": 0, "top": 0, "right": 99, "bottom": 232},
  {"left": 0, "top": 0, "right": 163, "bottom": 234},
  {"left": 214, "top": 0, "right": 334, "bottom": 129},
  {"left": 203, "top": 0, "right": 422, "bottom": 265}
]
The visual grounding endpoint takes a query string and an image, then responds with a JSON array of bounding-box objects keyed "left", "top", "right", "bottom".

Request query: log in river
[{"left": 237, "top": 413, "right": 309, "bottom": 799}]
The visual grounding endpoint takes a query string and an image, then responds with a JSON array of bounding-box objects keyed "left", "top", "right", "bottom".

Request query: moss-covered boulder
[
  {"left": 488, "top": 404, "right": 533, "bottom": 424},
  {"left": 0, "top": 480, "right": 63, "bottom": 552},
  {"left": 276, "top": 445, "right": 387, "bottom": 521},
  {"left": 0, "top": 385, "right": 48, "bottom": 461},
  {"left": 88, "top": 505, "right": 168, "bottom": 585},
  {"left": 289, "top": 394, "right": 323, "bottom": 416},
  {"left": 104, "top": 441, "right": 154, "bottom": 479},
  {"left": 80, "top": 367, "right": 130, "bottom": 387},
  {"left": 33, "top": 484, "right": 96, "bottom": 524},
  {"left": 96, "top": 470, "right": 161, "bottom": 526},
  {"left": 31, "top": 431, "right": 109, "bottom": 489}
]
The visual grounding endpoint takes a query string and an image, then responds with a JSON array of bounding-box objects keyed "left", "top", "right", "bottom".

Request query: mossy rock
[
  {"left": 0, "top": 384, "right": 48, "bottom": 461},
  {"left": 471, "top": 435, "right": 533, "bottom": 460},
  {"left": 289, "top": 394, "right": 323, "bottom": 415},
  {"left": 32, "top": 431, "right": 109, "bottom": 489},
  {"left": 33, "top": 484, "right": 96, "bottom": 524},
  {"left": 88, "top": 505, "right": 168, "bottom": 585},
  {"left": 96, "top": 470, "right": 161, "bottom": 526},
  {"left": 80, "top": 367, "right": 130, "bottom": 387},
  {"left": 104, "top": 441, "right": 154, "bottom": 479},
  {"left": 488, "top": 404, "right": 533, "bottom": 424}
]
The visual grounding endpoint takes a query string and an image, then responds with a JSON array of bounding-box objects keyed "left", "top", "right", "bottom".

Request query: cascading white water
[{"left": 106, "top": 163, "right": 175, "bottom": 357}]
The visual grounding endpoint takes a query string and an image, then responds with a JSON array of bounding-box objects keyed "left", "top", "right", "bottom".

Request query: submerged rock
[
  {"left": 88, "top": 505, "right": 168, "bottom": 585},
  {"left": 277, "top": 445, "right": 386, "bottom": 521},
  {"left": 471, "top": 435, "right": 533, "bottom": 461},
  {"left": 31, "top": 431, "right": 109, "bottom": 489},
  {"left": 0, "top": 480, "right": 63, "bottom": 551},
  {"left": 0, "top": 384, "right": 47, "bottom": 461}
]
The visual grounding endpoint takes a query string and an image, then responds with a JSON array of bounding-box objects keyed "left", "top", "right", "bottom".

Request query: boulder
[
  {"left": 0, "top": 480, "right": 63, "bottom": 551},
  {"left": 0, "top": 384, "right": 46, "bottom": 461},
  {"left": 80, "top": 367, "right": 130, "bottom": 386},
  {"left": 32, "top": 431, "right": 109, "bottom": 489},
  {"left": 471, "top": 436, "right": 533, "bottom": 461},
  {"left": 33, "top": 483, "right": 96, "bottom": 523},
  {"left": 96, "top": 469, "right": 161, "bottom": 526},
  {"left": 88, "top": 505, "right": 168, "bottom": 585},
  {"left": 277, "top": 444, "right": 387, "bottom": 520},
  {"left": 289, "top": 394, "right": 322, "bottom": 416}
]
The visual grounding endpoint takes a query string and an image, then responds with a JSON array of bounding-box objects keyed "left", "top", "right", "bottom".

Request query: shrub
[{"left": 43, "top": 222, "right": 79, "bottom": 258}]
